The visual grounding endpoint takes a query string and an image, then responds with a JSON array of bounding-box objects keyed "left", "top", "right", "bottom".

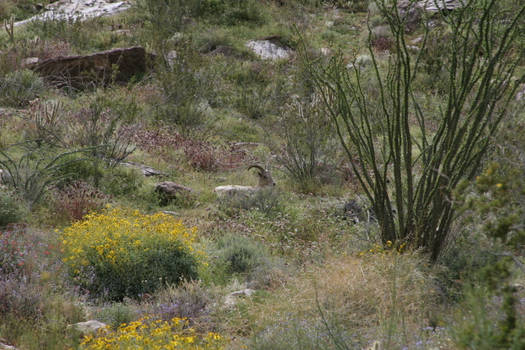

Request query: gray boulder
[
  {"left": 155, "top": 181, "right": 193, "bottom": 204},
  {"left": 69, "top": 320, "right": 108, "bottom": 336}
]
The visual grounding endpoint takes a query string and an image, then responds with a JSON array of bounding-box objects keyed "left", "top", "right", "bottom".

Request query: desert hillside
[{"left": 0, "top": 0, "right": 524, "bottom": 349}]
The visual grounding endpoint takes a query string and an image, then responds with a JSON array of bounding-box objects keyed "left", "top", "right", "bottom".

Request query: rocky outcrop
[
  {"left": 26, "top": 46, "right": 152, "bottom": 88},
  {"left": 397, "top": 0, "right": 464, "bottom": 31},
  {"left": 15, "top": 0, "right": 131, "bottom": 27},
  {"left": 246, "top": 36, "right": 292, "bottom": 60},
  {"left": 155, "top": 181, "right": 193, "bottom": 204}
]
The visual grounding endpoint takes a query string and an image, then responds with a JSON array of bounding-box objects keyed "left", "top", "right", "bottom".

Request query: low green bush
[
  {"left": 93, "top": 303, "right": 137, "bottom": 329},
  {"left": 213, "top": 234, "right": 282, "bottom": 288},
  {"left": 0, "top": 70, "right": 44, "bottom": 107},
  {"left": 0, "top": 190, "right": 24, "bottom": 227},
  {"left": 61, "top": 208, "right": 201, "bottom": 300}
]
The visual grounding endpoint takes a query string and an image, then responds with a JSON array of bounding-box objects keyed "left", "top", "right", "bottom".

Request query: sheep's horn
[{"left": 248, "top": 165, "right": 265, "bottom": 173}]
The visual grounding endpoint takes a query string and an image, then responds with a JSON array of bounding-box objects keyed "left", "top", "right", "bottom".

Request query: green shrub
[
  {"left": 93, "top": 303, "right": 137, "bottom": 329},
  {"left": 155, "top": 42, "right": 217, "bottom": 136},
  {"left": 61, "top": 208, "right": 201, "bottom": 300},
  {"left": 100, "top": 167, "right": 143, "bottom": 197},
  {"left": 0, "top": 190, "right": 24, "bottom": 227},
  {"left": 452, "top": 282, "right": 525, "bottom": 349},
  {"left": 272, "top": 95, "right": 338, "bottom": 191},
  {"left": 152, "top": 280, "right": 213, "bottom": 321},
  {"left": 0, "top": 70, "right": 44, "bottom": 107},
  {"left": 215, "top": 234, "right": 269, "bottom": 275}
]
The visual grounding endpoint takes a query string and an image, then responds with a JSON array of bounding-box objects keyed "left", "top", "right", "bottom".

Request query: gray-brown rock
[
  {"left": 246, "top": 36, "right": 292, "bottom": 60},
  {"left": 397, "top": 0, "right": 464, "bottom": 31},
  {"left": 121, "top": 161, "right": 165, "bottom": 177},
  {"left": 69, "top": 320, "right": 108, "bottom": 336},
  {"left": 155, "top": 181, "right": 193, "bottom": 203},
  {"left": 28, "top": 46, "right": 153, "bottom": 88},
  {"left": 516, "top": 84, "right": 525, "bottom": 101}
]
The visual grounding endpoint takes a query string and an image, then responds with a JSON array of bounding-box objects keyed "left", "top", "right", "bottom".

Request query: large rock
[
  {"left": 27, "top": 46, "right": 152, "bottom": 88},
  {"left": 397, "top": 0, "right": 464, "bottom": 31},
  {"left": 246, "top": 36, "right": 292, "bottom": 60},
  {"left": 15, "top": 0, "right": 131, "bottom": 27},
  {"left": 69, "top": 320, "right": 108, "bottom": 336}
]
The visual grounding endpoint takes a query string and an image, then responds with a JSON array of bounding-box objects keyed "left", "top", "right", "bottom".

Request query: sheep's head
[{"left": 248, "top": 165, "right": 275, "bottom": 187}]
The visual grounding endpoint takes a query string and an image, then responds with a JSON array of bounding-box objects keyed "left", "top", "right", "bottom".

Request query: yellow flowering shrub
[
  {"left": 61, "top": 208, "right": 203, "bottom": 300},
  {"left": 81, "top": 316, "right": 225, "bottom": 350}
]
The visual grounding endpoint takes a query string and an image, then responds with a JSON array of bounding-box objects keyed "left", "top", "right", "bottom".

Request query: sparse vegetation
[{"left": 0, "top": 0, "right": 524, "bottom": 349}]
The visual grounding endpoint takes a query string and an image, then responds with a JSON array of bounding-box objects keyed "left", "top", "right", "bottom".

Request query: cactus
[{"left": 4, "top": 15, "right": 14, "bottom": 44}]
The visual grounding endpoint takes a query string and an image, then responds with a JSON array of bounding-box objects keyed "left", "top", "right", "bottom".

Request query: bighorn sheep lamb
[{"left": 214, "top": 165, "right": 275, "bottom": 197}]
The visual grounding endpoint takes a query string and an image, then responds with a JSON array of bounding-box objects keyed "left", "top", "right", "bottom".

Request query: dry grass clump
[{"left": 247, "top": 252, "right": 441, "bottom": 348}]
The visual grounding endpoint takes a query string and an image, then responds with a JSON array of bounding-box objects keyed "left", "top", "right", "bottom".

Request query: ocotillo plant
[{"left": 309, "top": 0, "right": 525, "bottom": 261}]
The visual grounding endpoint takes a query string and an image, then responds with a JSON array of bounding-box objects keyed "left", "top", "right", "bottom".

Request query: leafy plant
[
  {"left": 53, "top": 181, "right": 108, "bottom": 222},
  {"left": 69, "top": 93, "right": 136, "bottom": 166},
  {"left": 274, "top": 95, "right": 337, "bottom": 190},
  {"left": 61, "top": 208, "right": 202, "bottom": 300},
  {"left": 216, "top": 234, "right": 268, "bottom": 275},
  {"left": 310, "top": 0, "right": 525, "bottom": 261},
  {"left": 0, "top": 69, "right": 44, "bottom": 107},
  {"left": 0, "top": 189, "right": 24, "bottom": 227},
  {"left": 0, "top": 145, "right": 88, "bottom": 208}
]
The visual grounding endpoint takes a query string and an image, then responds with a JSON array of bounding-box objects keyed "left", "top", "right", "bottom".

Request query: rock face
[
  {"left": 246, "top": 38, "right": 291, "bottom": 60},
  {"left": 27, "top": 46, "right": 151, "bottom": 88},
  {"left": 155, "top": 181, "right": 193, "bottom": 204},
  {"left": 70, "top": 320, "right": 108, "bottom": 335},
  {"left": 15, "top": 0, "right": 131, "bottom": 27},
  {"left": 397, "top": 0, "right": 464, "bottom": 31}
]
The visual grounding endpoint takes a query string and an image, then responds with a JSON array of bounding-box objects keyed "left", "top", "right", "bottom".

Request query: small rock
[
  {"left": 320, "top": 47, "right": 331, "bottom": 56},
  {"left": 155, "top": 181, "right": 193, "bottom": 203},
  {"left": 353, "top": 54, "right": 373, "bottom": 69},
  {"left": 21, "top": 57, "right": 39, "bottom": 68},
  {"left": 166, "top": 50, "right": 177, "bottom": 67},
  {"left": 121, "top": 161, "right": 165, "bottom": 177},
  {"left": 516, "top": 84, "right": 525, "bottom": 101},
  {"left": 69, "top": 320, "right": 108, "bottom": 336},
  {"left": 411, "top": 35, "right": 424, "bottom": 45},
  {"left": 113, "top": 29, "right": 131, "bottom": 36},
  {"left": 246, "top": 39, "right": 291, "bottom": 60},
  {"left": 167, "top": 32, "right": 184, "bottom": 45},
  {"left": 224, "top": 289, "right": 256, "bottom": 307},
  {"left": 161, "top": 210, "right": 180, "bottom": 217},
  {"left": 325, "top": 20, "right": 334, "bottom": 27}
]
